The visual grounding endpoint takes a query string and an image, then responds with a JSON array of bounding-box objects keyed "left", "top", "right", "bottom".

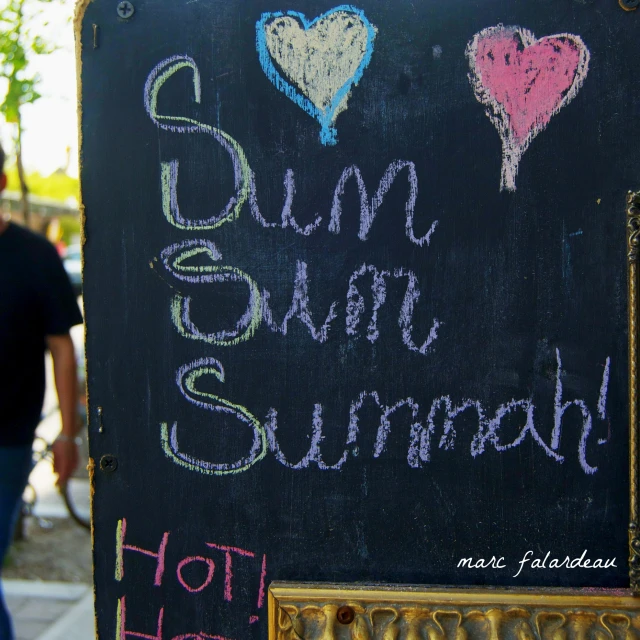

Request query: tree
[{"left": 0, "top": 0, "right": 58, "bottom": 226}]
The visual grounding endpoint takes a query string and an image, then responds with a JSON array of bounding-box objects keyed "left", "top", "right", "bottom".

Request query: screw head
[
  {"left": 620, "top": 0, "right": 639, "bottom": 10},
  {"left": 117, "top": 1, "right": 135, "bottom": 19},
  {"left": 100, "top": 454, "right": 118, "bottom": 473},
  {"left": 336, "top": 606, "right": 355, "bottom": 625}
]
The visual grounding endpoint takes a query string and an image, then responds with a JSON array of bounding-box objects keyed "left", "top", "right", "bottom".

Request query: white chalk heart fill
[{"left": 257, "top": 6, "right": 377, "bottom": 145}]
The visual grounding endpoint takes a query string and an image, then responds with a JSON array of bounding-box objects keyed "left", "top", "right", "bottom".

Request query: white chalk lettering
[
  {"left": 160, "top": 240, "right": 262, "bottom": 347},
  {"left": 160, "top": 358, "right": 267, "bottom": 475},
  {"left": 145, "top": 56, "right": 251, "bottom": 230},
  {"left": 261, "top": 261, "right": 338, "bottom": 343},
  {"left": 552, "top": 348, "right": 602, "bottom": 475},
  {"left": 161, "top": 350, "right": 611, "bottom": 476},
  {"left": 145, "top": 57, "right": 437, "bottom": 247},
  {"left": 346, "top": 264, "right": 389, "bottom": 342},
  {"left": 598, "top": 357, "right": 611, "bottom": 421},
  {"left": 374, "top": 398, "right": 421, "bottom": 458},
  {"left": 394, "top": 268, "right": 441, "bottom": 355},
  {"left": 265, "top": 404, "right": 350, "bottom": 471},
  {"left": 250, "top": 169, "right": 323, "bottom": 235},
  {"left": 329, "top": 161, "right": 438, "bottom": 246}
]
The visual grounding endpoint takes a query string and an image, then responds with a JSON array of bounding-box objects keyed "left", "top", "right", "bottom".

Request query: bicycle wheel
[
  {"left": 61, "top": 427, "right": 91, "bottom": 530},
  {"left": 24, "top": 436, "right": 53, "bottom": 520},
  {"left": 61, "top": 477, "right": 91, "bottom": 530}
]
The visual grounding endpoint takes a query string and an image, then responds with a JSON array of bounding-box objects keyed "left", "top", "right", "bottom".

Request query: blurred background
[
  {"left": 0, "top": 0, "right": 79, "bottom": 240},
  {"left": 0, "top": 1, "right": 93, "bottom": 638}
]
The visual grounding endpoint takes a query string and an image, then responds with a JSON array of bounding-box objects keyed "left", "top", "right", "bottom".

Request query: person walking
[{"left": 0, "top": 143, "right": 83, "bottom": 640}]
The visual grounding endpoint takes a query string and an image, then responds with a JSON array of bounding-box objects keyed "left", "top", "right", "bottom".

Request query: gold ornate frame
[
  {"left": 269, "top": 584, "right": 640, "bottom": 640},
  {"left": 628, "top": 191, "right": 640, "bottom": 591},
  {"left": 267, "top": 195, "right": 640, "bottom": 638}
]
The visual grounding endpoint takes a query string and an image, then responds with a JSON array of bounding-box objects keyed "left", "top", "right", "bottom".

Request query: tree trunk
[{"left": 15, "top": 117, "right": 29, "bottom": 228}]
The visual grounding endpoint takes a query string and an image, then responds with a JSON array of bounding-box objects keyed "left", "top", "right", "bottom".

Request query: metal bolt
[
  {"left": 117, "top": 1, "right": 135, "bottom": 19},
  {"left": 336, "top": 606, "right": 355, "bottom": 625},
  {"left": 619, "top": 0, "right": 639, "bottom": 10},
  {"left": 100, "top": 454, "right": 118, "bottom": 473}
]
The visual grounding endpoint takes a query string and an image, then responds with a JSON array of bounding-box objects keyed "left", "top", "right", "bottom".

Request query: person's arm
[{"left": 47, "top": 334, "right": 79, "bottom": 485}]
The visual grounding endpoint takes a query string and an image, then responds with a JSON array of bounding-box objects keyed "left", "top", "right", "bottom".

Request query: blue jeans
[{"left": 0, "top": 446, "right": 33, "bottom": 640}]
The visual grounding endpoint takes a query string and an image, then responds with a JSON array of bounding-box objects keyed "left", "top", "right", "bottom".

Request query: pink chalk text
[{"left": 114, "top": 518, "right": 267, "bottom": 638}]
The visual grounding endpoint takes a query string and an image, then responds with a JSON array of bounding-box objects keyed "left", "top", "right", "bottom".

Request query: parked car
[{"left": 63, "top": 244, "right": 82, "bottom": 296}]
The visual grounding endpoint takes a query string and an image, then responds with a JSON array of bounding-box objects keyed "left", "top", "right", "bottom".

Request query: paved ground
[
  {"left": 3, "top": 428, "right": 95, "bottom": 640},
  {"left": 5, "top": 580, "right": 94, "bottom": 640},
  {"left": 2, "top": 333, "right": 96, "bottom": 639}
]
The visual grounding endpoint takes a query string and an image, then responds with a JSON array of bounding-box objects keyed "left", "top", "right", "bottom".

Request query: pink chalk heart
[{"left": 466, "top": 25, "right": 590, "bottom": 191}]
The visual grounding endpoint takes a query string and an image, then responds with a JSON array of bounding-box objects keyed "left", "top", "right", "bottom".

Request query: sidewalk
[
  {"left": 3, "top": 341, "right": 95, "bottom": 639},
  {"left": 5, "top": 580, "right": 94, "bottom": 640}
]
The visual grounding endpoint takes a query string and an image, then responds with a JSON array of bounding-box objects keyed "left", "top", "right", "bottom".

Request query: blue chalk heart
[{"left": 256, "top": 5, "right": 377, "bottom": 146}]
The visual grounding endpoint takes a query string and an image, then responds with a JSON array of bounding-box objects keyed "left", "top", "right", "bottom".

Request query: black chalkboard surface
[{"left": 78, "top": 0, "right": 638, "bottom": 638}]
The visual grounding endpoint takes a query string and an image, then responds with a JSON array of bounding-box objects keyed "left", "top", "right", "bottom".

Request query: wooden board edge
[{"left": 73, "top": 0, "right": 92, "bottom": 217}]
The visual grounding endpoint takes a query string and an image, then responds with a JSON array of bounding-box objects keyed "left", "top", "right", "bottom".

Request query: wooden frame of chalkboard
[{"left": 76, "top": 0, "right": 640, "bottom": 637}]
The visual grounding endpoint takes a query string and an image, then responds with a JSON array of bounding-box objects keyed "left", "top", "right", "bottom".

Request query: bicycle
[{"left": 21, "top": 418, "right": 91, "bottom": 532}]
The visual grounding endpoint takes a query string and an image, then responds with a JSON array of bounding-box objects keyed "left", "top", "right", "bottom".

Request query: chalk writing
[
  {"left": 261, "top": 262, "right": 439, "bottom": 350},
  {"left": 146, "top": 57, "right": 437, "bottom": 244},
  {"left": 250, "top": 160, "right": 439, "bottom": 246},
  {"left": 466, "top": 25, "right": 590, "bottom": 191},
  {"left": 114, "top": 518, "right": 266, "bottom": 637},
  {"left": 346, "top": 264, "right": 388, "bottom": 342},
  {"left": 598, "top": 357, "right": 611, "bottom": 422},
  {"left": 205, "top": 545, "right": 255, "bottom": 602},
  {"left": 160, "top": 240, "right": 262, "bottom": 347},
  {"left": 329, "top": 161, "right": 438, "bottom": 246},
  {"left": 265, "top": 402, "right": 353, "bottom": 470},
  {"left": 160, "top": 251, "right": 439, "bottom": 352},
  {"left": 257, "top": 555, "right": 267, "bottom": 609},
  {"left": 115, "top": 518, "right": 265, "bottom": 596},
  {"left": 249, "top": 169, "right": 322, "bottom": 235},
  {"left": 161, "top": 350, "right": 611, "bottom": 476},
  {"left": 256, "top": 5, "right": 377, "bottom": 145},
  {"left": 116, "top": 517, "right": 169, "bottom": 586},
  {"left": 117, "top": 597, "right": 164, "bottom": 640},
  {"left": 394, "top": 267, "right": 441, "bottom": 354},
  {"left": 144, "top": 55, "right": 251, "bottom": 229},
  {"left": 261, "top": 261, "right": 338, "bottom": 343},
  {"left": 117, "top": 598, "right": 234, "bottom": 640},
  {"left": 161, "top": 358, "right": 267, "bottom": 475},
  {"left": 176, "top": 557, "right": 215, "bottom": 594},
  {"left": 553, "top": 348, "right": 600, "bottom": 475}
]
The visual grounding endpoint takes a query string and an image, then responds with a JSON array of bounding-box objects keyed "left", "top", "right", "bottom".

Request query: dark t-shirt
[{"left": 0, "top": 223, "right": 83, "bottom": 446}]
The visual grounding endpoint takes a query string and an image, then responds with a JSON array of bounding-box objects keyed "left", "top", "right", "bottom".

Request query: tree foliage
[
  {"left": 5, "top": 165, "right": 78, "bottom": 202},
  {"left": 0, "top": 0, "right": 61, "bottom": 224},
  {"left": 0, "top": 0, "right": 58, "bottom": 122}
]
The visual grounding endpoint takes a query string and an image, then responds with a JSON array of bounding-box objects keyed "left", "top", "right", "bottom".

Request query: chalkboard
[{"left": 77, "top": 1, "right": 639, "bottom": 638}]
